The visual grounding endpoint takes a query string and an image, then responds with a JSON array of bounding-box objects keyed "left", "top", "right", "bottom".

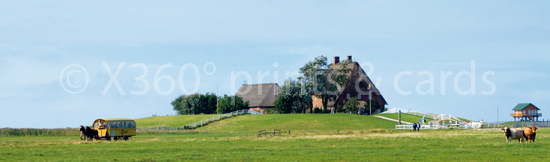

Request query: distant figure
[
  {"left": 417, "top": 123, "right": 421, "bottom": 132},
  {"left": 480, "top": 120, "right": 484, "bottom": 129},
  {"left": 422, "top": 117, "right": 426, "bottom": 124}
]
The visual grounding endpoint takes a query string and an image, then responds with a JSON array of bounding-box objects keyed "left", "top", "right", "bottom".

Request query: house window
[
  {"left": 523, "top": 110, "right": 525, "bottom": 115},
  {"left": 347, "top": 93, "right": 350, "bottom": 99},
  {"left": 358, "top": 94, "right": 361, "bottom": 100}
]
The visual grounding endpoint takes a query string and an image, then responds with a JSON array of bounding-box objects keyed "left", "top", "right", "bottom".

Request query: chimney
[
  {"left": 347, "top": 55, "right": 352, "bottom": 61},
  {"left": 334, "top": 56, "right": 340, "bottom": 65}
]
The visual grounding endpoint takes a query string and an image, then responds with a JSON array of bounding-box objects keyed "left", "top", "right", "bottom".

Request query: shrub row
[{"left": 0, "top": 128, "right": 79, "bottom": 136}]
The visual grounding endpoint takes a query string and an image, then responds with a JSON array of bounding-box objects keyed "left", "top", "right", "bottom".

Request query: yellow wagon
[{"left": 92, "top": 118, "right": 136, "bottom": 141}]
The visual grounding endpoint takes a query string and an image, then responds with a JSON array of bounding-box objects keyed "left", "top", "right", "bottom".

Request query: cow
[
  {"left": 522, "top": 126, "right": 538, "bottom": 143},
  {"left": 501, "top": 127, "right": 524, "bottom": 143}
]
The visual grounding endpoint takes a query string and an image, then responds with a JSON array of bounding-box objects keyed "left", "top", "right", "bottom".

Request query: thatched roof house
[
  {"left": 235, "top": 83, "right": 280, "bottom": 114},
  {"left": 312, "top": 56, "right": 387, "bottom": 114}
]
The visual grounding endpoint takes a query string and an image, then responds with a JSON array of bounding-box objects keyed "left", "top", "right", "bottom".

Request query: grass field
[
  {"left": 376, "top": 113, "right": 434, "bottom": 123},
  {"left": 194, "top": 114, "right": 397, "bottom": 132},
  {"left": 135, "top": 115, "right": 218, "bottom": 128},
  {"left": 1, "top": 129, "right": 549, "bottom": 161},
  {"left": 3, "top": 114, "right": 547, "bottom": 161}
]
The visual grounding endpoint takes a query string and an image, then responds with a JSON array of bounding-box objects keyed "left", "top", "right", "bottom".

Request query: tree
[
  {"left": 171, "top": 93, "right": 218, "bottom": 115},
  {"left": 274, "top": 78, "right": 310, "bottom": 114},
  {"left": 364, "top": 99, "right": 381, "bottom": 115},
  {"left": 342, "top": 97, "right": 360, "bottom": 114},
  {"left": 216, "top": 95, "right": 249, "bottom": 114},
  {"left": 299, "top": 55, "right": 351, "bottom": 112}
]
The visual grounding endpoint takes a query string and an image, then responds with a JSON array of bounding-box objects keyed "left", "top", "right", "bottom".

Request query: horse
[
  {"left": 85, "top": 126, "right": 99, "bottom": 141},
  {"left": 79, "top": 125, "right": 87, "bottom": 140}
]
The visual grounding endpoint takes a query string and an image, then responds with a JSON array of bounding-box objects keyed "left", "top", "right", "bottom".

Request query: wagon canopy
[{"left": 97, "top": 118, "right": 134, "bottom": 122}]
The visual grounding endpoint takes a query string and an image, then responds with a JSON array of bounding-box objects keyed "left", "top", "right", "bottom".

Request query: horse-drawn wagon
[{"left": 80, "top": 118, "right": 136, "bottom": 141}]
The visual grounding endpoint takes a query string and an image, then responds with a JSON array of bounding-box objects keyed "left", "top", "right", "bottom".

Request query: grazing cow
[
  {"left": 501, "top": 127, "right": 524, "bottom": 143},
  {"left": 522, "top": 126, "right": 538, "bottom": 143}
]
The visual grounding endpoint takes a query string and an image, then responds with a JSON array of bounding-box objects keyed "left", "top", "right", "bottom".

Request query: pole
[
  {"left": 398, "top": 110, "right": 402, "bottom": 125},
  {"left": 216, "top": 81, "right": 220, "bottom": 114},
  {"left": 369, "top": 90, "right": 372, "bottom": 115}
]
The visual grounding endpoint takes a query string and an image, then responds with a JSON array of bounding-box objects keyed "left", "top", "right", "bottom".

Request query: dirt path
[
  {"left": 428, "top": 120, "right": 441, "bottom": 125},
  {"left": 374, "top": 116, "right": 413, "bottom": 124}
]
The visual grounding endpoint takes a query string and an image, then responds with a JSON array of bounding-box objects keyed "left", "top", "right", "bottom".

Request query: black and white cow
[{"left": 501, "top": 127, "right": 524, "bottom": 143}]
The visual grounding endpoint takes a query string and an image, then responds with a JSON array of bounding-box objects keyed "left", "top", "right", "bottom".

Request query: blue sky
[{"left": 1, "top": 1, "right": 549, "bottom": 128}]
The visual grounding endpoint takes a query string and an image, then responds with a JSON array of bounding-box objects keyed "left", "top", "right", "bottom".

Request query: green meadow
[
  {"left": 1, "top": 129, "right": 549, "bottom": 161},
  {"left": 135, "top": 114, "right": 218, "bottom": 128},
  {"left": 2, "top": 114, "right": 548, "bottom": 161},
  {"left": 195, "top": 114, "right": 397, "bottom": 132}
]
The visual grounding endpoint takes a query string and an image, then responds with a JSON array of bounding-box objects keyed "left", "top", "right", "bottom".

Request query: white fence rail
[
  {"left": 396, "top": 123, "right": 503, "bottom": 130},
  {"left": 137, "top": 109, "right": 249, "bottom": 131},
  {"left": 396, "top": 124, "right": 438, "bottom": 129},
  {"left": 183, "top": 109, "right": 248, "bottom": 129}
]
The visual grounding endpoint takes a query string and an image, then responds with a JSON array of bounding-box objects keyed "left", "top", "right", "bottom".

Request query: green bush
[
  {"left": 264, "top": 108, "right": 280, "bottom": 114},
  {"left": 0, "top": 128, "right": 79, "bottom": 136}
]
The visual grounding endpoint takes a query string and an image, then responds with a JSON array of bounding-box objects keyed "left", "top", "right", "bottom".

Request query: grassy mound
[
  {"left": 195, "top": 113, "right": 397, "bottom": 132},
  {"left": 376, "top": 113, "right": 434, "bottom": 123},
  {"left": 135, "top": 115, "right": 218, "bottom": 128}
]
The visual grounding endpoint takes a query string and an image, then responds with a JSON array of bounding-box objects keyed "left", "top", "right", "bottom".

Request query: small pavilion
[{"left": 510, "top": 103, "right": 541, "bottom": 122}]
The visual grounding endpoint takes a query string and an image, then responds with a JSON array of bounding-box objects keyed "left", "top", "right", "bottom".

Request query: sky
[{"left": 1, "top": 0, "right": 549, "bottom": 128}]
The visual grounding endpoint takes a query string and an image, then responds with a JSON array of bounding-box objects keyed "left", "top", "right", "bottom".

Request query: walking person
[
  {"left": 417, "top": 123, "right": 421, "bottom": 132},
  {"left": 412, "top": 122, "right": 417, "bottom": 132},
  {"left": 422, "top": 117, "right": 426, "bottom": 124}
]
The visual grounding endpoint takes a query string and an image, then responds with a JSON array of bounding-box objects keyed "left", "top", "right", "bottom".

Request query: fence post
[{"left": 398, "top": 110, "right": 402, "bottom": 125}]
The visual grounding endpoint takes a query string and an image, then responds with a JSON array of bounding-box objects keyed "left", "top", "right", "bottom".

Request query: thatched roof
[
  {"left": 235, "top": 83, "right": 280, "bottom": 107},
  {"left": 325, "top": 61, "right": 387, "bottom": 106}
]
